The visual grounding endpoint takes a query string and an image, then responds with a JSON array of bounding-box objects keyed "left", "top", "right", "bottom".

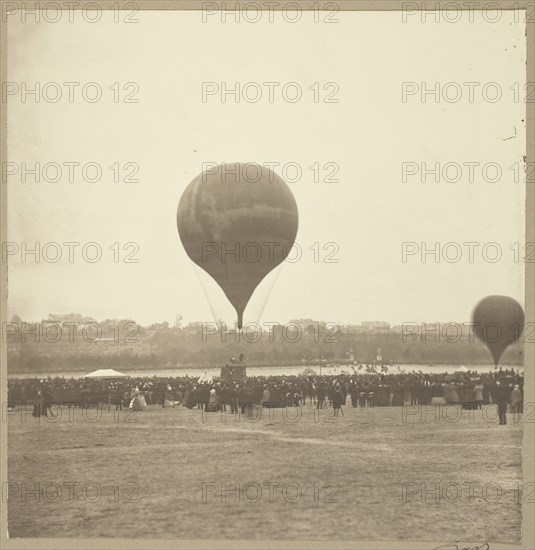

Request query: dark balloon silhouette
[
  {"left": 472, "top": 295, "right": 524, "bottom": 366},
  {"left": 177, "top": 163, "right": 299, "bottom": 328}
]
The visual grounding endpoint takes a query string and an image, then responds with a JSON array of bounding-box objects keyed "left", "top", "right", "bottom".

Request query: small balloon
[
  {"left": 472, "top": 295, "right": 524, "bottom": 366},
  {"left": 177, "top": 163, "right": 298, "bottom": 329}
]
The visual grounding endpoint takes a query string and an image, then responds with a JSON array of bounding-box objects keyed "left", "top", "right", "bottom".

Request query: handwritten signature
[{"left": 432, "top": 543, "right": 490, "bottom": 550}]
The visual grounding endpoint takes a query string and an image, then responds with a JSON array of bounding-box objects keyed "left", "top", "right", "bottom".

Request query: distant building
[
  {"left": 289, "top": 319, "right": 316, "bottom": 327},
  {"left": 340, "top": 324, "right": 369, "bottom": 334},
  {"left": 360, "top": 321, "right": 391, "bottom": 333},
  {"left": 47, "top": 313, "right": 97, "bottom": 325}
]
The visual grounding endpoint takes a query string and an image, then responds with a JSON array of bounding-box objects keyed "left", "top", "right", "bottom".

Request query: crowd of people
[{"left": 7, "top": 367, "right": 523, "bottom": 424}]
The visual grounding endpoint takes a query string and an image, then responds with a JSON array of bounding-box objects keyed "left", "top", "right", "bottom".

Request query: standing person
[
  {"left": 182, "top": 386, "right": 192, "bottom": 409},
  {"left": 511, "top": 384, "right": 522, "bottom": 415},
  {"left": 217, "top": 385, "right": 224, "bottom": 413},
  {"left": 350, "top": 384, "right": 359, "bottom": 407},
  {"left": 473, "top": 381, "right": 484, "bottom": 410},
  {"left": 392, "top": 384, "right": 404, "bottom": 406},
  {"left": 494, "top": 381, "right": 509, "bottom": 425},
  {"left": 360, "top": 383, "right": 369, "bottom": 407},
  {"left": 445, "top": 383, "right": 459, "bottom": 404},
  {"left": 198, "top": 385, "right": 210, "bottom": 411},
  {"left": 138, "top": 388, "right": 147, "bottom": 409},
  {"left": 238, "top": 385, "right": 248, "bottom": 415},
  {"left": 327, "top": 383, "right": 335, "bottom": 408},
  {"left": 376, "top": 385, "right": 387, "bottom": 407},
  {"left": 482, "top": 380, "right": 491, "bottom": 405},
  {"left": 19, "top": 384, "right": 27, "bottom": 406},
  {"left": 229, "top": 384, "right": 238, "bottom": 414},
  {"left": 208, "top": 389, "right": 219, "bottom": 412},
  {"left": 410, "top": 380, "right": 419, "bottom": 405},
  {"left": 309, "top": 381, "right": 317, "bottom": 406},
  {"left": 41, "top": 384, "right": 55, "bottom": 417},
  {"left": 368, "top": 389, "right": 376, "bottom": 408},
  {"left": 333, "top": 386, "right": 344, "bottom": 416},
  {"left": 32, "top": 389, "right": 45, "bottom": 418},
  {"left": 163, "top": 385, "right": 175, "bottom": 408},
  {"left": 316, "top": 383, "right": 326, "bottom": 410},
  {"left": 129, "top": 387, "right": 143, "bottom": 411},
  {"left": 260, "top": 386, "right": 271, "bottom": 408}
]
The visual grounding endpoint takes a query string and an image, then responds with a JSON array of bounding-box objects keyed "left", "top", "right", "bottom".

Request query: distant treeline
[{"left": 6, "top": 319, "right": 524, "bottom": 373}]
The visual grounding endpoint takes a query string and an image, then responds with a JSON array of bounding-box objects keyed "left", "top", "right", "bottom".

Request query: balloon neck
[{"left": 237, "top": 310, "right": 243, "bottom": 330}]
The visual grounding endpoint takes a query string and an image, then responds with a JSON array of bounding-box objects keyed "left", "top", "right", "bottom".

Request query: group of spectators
[{"left": 8, "top": 367, "right": 523, "bottom": 422}]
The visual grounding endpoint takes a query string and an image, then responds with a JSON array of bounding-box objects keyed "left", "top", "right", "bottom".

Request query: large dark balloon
[
  {"left": 472, "top": 295, "right": 524, "bottom": 366},
  {"left": 177, "top": 163, "right": 299, "bottom": 328}
]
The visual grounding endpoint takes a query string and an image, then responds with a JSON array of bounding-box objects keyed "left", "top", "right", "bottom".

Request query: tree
[
  {"left": 11, "top": 315, "right": 22, "bottom": 325},
  {"left": 174, "top": 314, "right": 183, "bottom": 329}
]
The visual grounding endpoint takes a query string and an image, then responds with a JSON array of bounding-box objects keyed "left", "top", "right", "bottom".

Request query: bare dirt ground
[{"left": 7, "top": 402, "right": 522, "bottom": 541}]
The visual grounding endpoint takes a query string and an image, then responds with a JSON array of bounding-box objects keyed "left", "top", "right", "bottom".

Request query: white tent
[
  {"left": 197, "top": 371, "right": 213, "bottom": 384},
  {"left": 84, "top": 369, "right": 129, "bottom": 379},
  {"left": 455, "top": 365, "right": 468, "bottom": 373}
]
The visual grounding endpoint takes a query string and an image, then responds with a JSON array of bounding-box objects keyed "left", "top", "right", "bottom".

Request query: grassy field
[{"left": 7, "top": 402, "right": 522, "bottom": 541}]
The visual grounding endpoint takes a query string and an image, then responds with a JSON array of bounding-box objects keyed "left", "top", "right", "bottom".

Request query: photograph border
[{"left": 0, "top": 1, "right": 533, "bottom": 548}]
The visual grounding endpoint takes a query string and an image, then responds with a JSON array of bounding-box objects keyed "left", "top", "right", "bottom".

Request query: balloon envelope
[
  {"left": 472, "top": 295, "right": 524, "bottom": 366},
  {"left": 177, "top": 163, "right": 299, "bottom": 328}
]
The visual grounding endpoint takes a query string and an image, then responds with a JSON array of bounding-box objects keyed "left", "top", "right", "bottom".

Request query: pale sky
[{"left": 6, "top": 10, "right": 526, "bottom": 326}]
